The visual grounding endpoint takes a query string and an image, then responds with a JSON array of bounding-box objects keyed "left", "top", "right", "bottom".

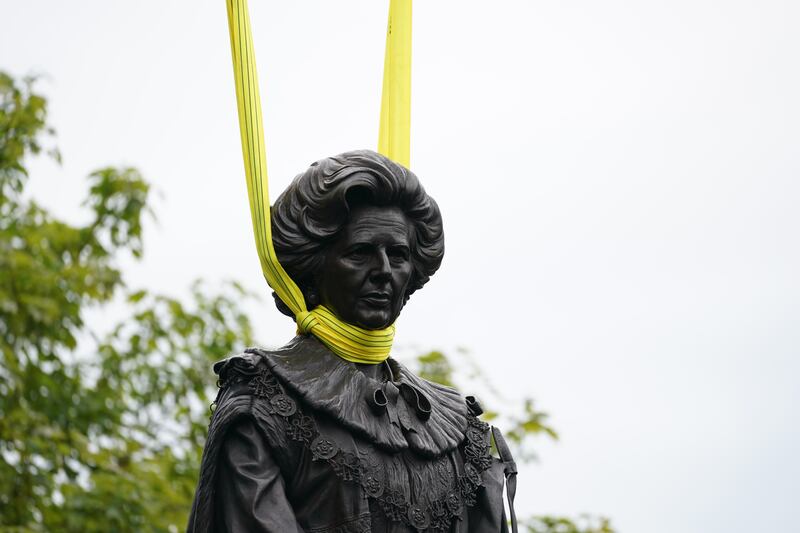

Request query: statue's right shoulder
[
  {"left": 213, "top": 350, "right": 264, "bottom": 384},
  {"left": 205, "top": 351, "right": 265, "bottom": 421},
  {"left": 212, "top": 336, "right": 308, "bottom": 389},
  {"left": 209, "top": 336, "right": 313, "bottom": 413}
]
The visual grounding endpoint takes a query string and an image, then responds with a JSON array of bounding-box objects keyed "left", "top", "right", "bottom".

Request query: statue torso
[{"left": 188, "top": 336, "right": 509, "bottom": 532}]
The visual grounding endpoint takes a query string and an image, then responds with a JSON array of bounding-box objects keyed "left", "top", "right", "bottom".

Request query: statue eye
[
  {"left": 345, "top": 245, "right": 370, "bottom": 260},
  {"left": 388, "top": 246, "right": 410, "bottom": 262}
]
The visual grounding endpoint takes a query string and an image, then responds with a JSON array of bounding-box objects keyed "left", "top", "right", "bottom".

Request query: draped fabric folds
[{"left": 224, "top": 0, "right": 412, "bottom": 364}]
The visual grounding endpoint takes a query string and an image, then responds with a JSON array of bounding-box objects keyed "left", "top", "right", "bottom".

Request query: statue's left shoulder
[{"left": 394, "top": 363, "right": 520, "bottom": 531}]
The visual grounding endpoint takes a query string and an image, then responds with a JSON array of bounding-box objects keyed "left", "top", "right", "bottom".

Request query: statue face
[{"left": 318, "top": 205, "right": 414, "bottom": 330}]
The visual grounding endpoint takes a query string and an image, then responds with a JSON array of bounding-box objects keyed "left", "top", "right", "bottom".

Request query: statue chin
[{"left": 340, "top": 301, "right": 400, "bottom": 331}]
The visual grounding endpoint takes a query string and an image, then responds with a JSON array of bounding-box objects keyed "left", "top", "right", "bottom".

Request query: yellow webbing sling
[
  {"left": 378, "top": 0, "right": 412, "bottom": 168},
  {"left": 225, "top": 0, "right": 411, "bottom": 364}
]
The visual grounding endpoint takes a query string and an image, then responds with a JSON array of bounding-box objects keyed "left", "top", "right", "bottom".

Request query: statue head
[{"left": 271, "top": 150, "right": 444, "bottom": 329}]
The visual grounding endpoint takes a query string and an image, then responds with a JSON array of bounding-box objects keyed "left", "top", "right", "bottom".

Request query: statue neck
[{"left": 355, "top": 361, "right": 389, "bottom": 381}]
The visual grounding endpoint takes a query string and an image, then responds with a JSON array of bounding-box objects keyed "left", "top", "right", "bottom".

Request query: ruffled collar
[{"left": 225, "top": 336, "right": 469, "bottom": 458}]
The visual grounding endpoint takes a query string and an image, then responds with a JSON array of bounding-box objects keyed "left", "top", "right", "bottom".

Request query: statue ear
[
  {"left": 303, "top": 284, "right": 321, "bottom": 309},
  {"left": 303, "top": 270, "right": 325, "bottom": 310}
]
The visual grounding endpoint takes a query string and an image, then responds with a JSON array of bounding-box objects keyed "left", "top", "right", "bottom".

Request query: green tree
[
  {"left": 1, "top": 72, "right": 254, "bottom": 532},
  {"left": 0, "top": 72, "right": 614, "bottom": 533}
]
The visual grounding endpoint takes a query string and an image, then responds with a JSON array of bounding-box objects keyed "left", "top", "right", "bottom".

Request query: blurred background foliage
[{"left": 0, "top": 71, "right": 614, "bottom": 533}]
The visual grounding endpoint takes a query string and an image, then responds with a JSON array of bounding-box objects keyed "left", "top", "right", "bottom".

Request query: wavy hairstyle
[{"left": 270, "top": 149, "right": 444, "bottom": 315}]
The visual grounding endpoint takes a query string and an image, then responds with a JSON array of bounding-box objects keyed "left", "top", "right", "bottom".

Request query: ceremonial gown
[{"left": 187, "top": 335, "right": 516, "bottom": 532}]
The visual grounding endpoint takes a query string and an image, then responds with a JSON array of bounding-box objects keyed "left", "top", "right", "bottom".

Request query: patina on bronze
[{"left": 188, "top": 150, "right": 518, "bottom": 532}]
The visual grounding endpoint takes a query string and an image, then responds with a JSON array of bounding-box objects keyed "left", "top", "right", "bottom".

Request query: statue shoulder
[
  {"left": 209, "top": 342, "right": 304, "bottom": 418},
  {"left": 212, "top": 337, "right": 309, "bottom": 391}
]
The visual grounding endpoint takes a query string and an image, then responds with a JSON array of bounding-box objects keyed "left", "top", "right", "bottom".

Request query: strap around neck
[{"left": 295, "top": 305, "right": 393, "bottom": 364}]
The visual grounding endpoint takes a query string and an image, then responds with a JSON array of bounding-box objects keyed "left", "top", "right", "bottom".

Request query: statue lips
[{"left": 360, "top": 291, "right": 392, "bottom": 308}]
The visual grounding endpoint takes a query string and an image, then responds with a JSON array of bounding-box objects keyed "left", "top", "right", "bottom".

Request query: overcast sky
[{"left": 4, "top": 0, "right": 800, "bottom": 531}]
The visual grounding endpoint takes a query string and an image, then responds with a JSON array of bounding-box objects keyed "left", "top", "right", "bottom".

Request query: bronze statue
[{"left": 188, "top": 150, "right": 517, "bottom": 532}]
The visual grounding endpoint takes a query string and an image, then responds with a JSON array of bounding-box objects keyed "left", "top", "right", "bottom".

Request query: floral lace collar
[{"left": 217, "top": 336, "right": 469, "bottom": 457}]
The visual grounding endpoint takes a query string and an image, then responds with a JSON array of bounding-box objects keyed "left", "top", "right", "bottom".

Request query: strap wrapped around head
[{"left": 225, "top": 0, "right": 411, "bottom": 364}]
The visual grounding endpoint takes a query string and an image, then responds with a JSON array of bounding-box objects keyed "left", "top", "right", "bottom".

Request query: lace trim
[{"left": 219, "top": 363, "right": 493, "bottom": 532}]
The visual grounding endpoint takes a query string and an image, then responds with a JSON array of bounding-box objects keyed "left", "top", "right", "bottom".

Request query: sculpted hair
[{"left": 270, "top": 149, "right": 444, "bottom": 313}]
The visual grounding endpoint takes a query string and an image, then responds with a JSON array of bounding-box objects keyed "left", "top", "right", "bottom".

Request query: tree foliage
[
  {"left": 1, "top": 71, "right": 254, "bottom": 532},
  {"left": 0, "top": 72, "right": 614, "bottom": 532},
  {"left": 524, "top": 516, "right": 616, "bottom": 533}
]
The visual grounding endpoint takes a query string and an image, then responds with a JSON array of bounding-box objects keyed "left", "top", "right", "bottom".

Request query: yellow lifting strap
[
  {"left": 224, "top": 0, "right": 412, "bottom": 364},
  {"left": 378, "top": 0, "right": 412, "bottom": 168}
]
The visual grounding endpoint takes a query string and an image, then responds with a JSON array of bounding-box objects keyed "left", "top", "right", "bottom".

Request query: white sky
[{"left": 4, "top": 1, "right": 800, "bottom": 531}]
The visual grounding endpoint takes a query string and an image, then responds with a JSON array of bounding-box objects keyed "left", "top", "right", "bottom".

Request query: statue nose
[{"left": 370, "top": 250, "right": 392, "bottom": 281}]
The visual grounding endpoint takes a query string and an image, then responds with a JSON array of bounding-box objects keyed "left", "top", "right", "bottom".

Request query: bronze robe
[{"left": 188, "top": 336, "right": 517, "bottom": 532}]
